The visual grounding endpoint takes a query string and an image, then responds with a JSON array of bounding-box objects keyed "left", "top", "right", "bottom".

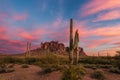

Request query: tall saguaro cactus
[
  {"left": 74, "top": 29, "right": 79, "bottom": 64},
  {"left": 69, "top": 18, "right": 74, "bottom": 64},
  {"left": 26, "top": 41, "right": 31, "bottom": 57}
]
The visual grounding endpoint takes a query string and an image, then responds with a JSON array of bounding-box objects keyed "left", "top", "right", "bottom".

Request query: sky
[{"left": 0, "top": 0, "right": 120, "bottom": 56}]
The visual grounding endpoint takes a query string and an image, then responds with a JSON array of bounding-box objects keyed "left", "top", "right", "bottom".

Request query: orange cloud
[{"left": 81, "top": 0, "right": 120, "bottom": 16}]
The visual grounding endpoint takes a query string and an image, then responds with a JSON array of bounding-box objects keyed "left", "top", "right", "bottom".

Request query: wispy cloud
[
  {"left": 81, "top": 0, "right": 120, "bottom": 16},
  {"left": 94, "top": 10, "right": 120, "bottom": 22},
  {"left": 12, "top": 13, "right": 28, "bottom": 21}
]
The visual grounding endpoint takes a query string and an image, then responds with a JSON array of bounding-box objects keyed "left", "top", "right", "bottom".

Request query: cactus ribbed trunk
[
  {"left": 26, "top": 41, "right": 31, "bottom": 57},
  {"left": 69, "top": 19, "right": 73, "bottom": 64},
  {"left": 74, "top": 29, "right": 79, "bottom": 64}
]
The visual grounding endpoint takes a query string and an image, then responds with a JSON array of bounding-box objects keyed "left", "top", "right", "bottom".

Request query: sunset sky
[{"left": 0, "top": 0, "right": 120, "bottom": 56}]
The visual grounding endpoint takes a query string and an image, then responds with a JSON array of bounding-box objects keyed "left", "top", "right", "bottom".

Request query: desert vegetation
[
  {"left": 0, "top": 53, "right": 120, "bottom": 80},
  {"left": 0, "top": 19, "right": 120, "bottom": 80}
]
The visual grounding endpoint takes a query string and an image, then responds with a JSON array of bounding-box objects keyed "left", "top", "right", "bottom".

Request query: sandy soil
[
  {"left": 0, "top": 64, "right": 120, "bottom": 80},
  {"left": 0, "top": 64, "right": 62, "bottom": 80},
  {"left": 83, "top": 68, "right": 120, "bottom": 80}
]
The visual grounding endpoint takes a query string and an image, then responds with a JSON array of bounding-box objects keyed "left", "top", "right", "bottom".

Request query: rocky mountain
[{"left": 30, "top": 41, "right": 87, "bottom": 56}]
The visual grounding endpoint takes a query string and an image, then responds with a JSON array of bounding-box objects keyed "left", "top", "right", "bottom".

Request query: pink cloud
[
  {"left": 91, "top": 24, "right": 120, "bottom": 37},
  {"left": 17, "top": 27, "right": 48, "bottom": 41},
  {"left": 86, "top": 38, "right": 112, "bottom": 48},
  {"left": 33, "top": 27, "right": 47, "bottom": 36},
  {"left": 13, "top": 13, "right": 28, "bottom": 21},
  {"left": 0, "top": 13, "right": 8, "bottom": 21},
  {"left": 81, "top": 0, "right": 120, "bottom": 16},
  {"left": 19, "top": 32, "right": 34, "bottom": 40},
  {"left": 52, "top": 17, "right": 62, "bottom": 27},
  {"left": 50, "top": 28, "right": 69, "bottom": 42},
  {"left": 0, "top": 25, "right": 10, "bottom": 40},
  {"left": 74, "top": 21, "right": 89, "bottom": 38},
  {"left": 0, "top": 39, "right": 27, "bottom": 53},
  {"left": 18, "top": 28, "right": 37, "bottom": 40},
  {"left": 0, "top": 25, "right": 6, "bottom": 33},
  {"left": 94, "top": 10, "right": 120, "bottom": 21},
  {"left": 71, "top": 22, "right": 120, "bottom": 48}
]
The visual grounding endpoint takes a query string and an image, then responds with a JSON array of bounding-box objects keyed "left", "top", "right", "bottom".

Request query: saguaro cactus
[
  {"left": 74, "top": 29, "right": 79, "bottom": 64},
  {"left": 69, "top": 18, "right": 74, "bottom": 64},
  {"left": 26, "top": 41, "right": 31, "bottom": 57}
]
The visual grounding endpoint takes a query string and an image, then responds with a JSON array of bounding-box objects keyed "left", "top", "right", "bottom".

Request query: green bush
[
  {"left": 91, "top": 70, "right": 105, "bottom": 80},
  {"left": 21, "top": 64, "right": 29, "bottom": 68},
  {"left": 0, "top": 64, "right": 15, "bottom": 73},
  {"left": 84, "top": 64, "right": 98, "bottom": 70},
  {"left": 62, "top": 65, "right": 86, "bottom": 80},
  {"left": 41, "top": 64, "right": 62, "bottom": 74},
  {"left": 42, "top": 68, "right": 52, "bottom": 74},
  {"left": 0, "top": 64, "right": 6, "bottom": 73},
  {"left": 25, "top": 57, "right": 39, "bottom": 64},
  {"left": 99, "top": 65, "right": 112, "bottom": 69},
  {"left": 109, "top": 67, "right": 120, "bottom": 74},
  {"left": 0, "top": 56, "right": 24, "bottom": 64},
  {"left": 6, "top": 68, "right": 15, "bottom": 73},
  {"left": 8, "top": 64, "right": 14, "bottom": 68}
]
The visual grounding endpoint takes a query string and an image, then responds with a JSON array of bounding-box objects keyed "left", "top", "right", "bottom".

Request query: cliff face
[
  {"left": 31, "top": 41, "right": 87, "bottom": 56},
  {"left": 40, "top": 41, "right": 66, "bottom": 54}
]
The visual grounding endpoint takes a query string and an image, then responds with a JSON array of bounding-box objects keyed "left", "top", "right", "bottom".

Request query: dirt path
[{"left": 0, "top": 64, "right": 62, "bottom": 80}]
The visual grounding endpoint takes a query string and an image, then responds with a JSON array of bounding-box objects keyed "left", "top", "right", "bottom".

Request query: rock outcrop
[
  {"left": 30, "top": 41, "right": 86, "bottom": 56},
  {"left": 40, "top": 41, "right": 66, "bottom": 54}
]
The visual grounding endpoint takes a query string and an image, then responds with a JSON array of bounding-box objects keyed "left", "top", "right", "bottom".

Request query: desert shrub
[
  {"left": 109, "top": 67, "right": 120, "bottom": 74},
  {"left": 92, "top": 66, "right": 97, "bottom": 70},
  {"left": 0, "top": 64, "right": 6, "bottom": 73},
  {"left": 34, "top": 54, "right": 68, "bottom": 68},
  {"left": 84, "top": 64, "right": 98, "bottom": 70},
  {"left": 3, "top": 57, "right": 16, "bottom": 63},
  {"left": 8, "top": 64, "right": 14, "bottom": 68},
  {"left": 99, "top": 65, "right": 112, "bottom": 69},
  {"left": 0, "top": 56, "right": 24, "bottom": 64},
  {"left": 113, "top": 60, "right": 120, "bottom": 69},
  {"left": 25, "top": 57, "right": 39, "bottom": 64},
  {"left": 40, "top": 64, "right": 62, "bottom": 74},
  {"left": 91, "top": 70, "right": 105, "bottom": 80},
  {"left": 39, "top": 54, "right": 59, "bottom": 64},
  {"left": 6, "top": 68, "right": 15, "bottom": 73},
  {"left": 80, "top": 57, "right": 112, "bottom": 65},
  {"left": 62, "top": 65, "right": 86, "bottom": 80},
  {"left": 21, "top": 64, "right": 29, "bottom": 68},
  {"left": 14, "top": 58, "right": 24, "bottom": 64},
  {"left": 84, "top": 64, "right": 94, "bottom": 68},
  {"left": 42, "top": 68, "right": 52, "bottom": 74},
  {"left": 0, "top": 64, "right": 15, "bottom": 73}
]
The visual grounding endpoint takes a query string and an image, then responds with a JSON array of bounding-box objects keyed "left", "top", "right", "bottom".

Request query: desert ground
[{"left": 0, "top": 63, "right": 120, "bottom": 80}]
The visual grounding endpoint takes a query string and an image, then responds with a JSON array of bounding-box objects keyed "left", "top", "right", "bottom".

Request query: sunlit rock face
[
  {"left": 40, "top": 41, "right": 66, "bottom": 54},
  {"left": 78, "top": 48, "right": 87, "bottom": 56},
  {"left": 66, "top": 47, "right": 87, "bottom": 56},
  {"left": 30, "top": 41, "right": 87, "bottom": 56}
]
